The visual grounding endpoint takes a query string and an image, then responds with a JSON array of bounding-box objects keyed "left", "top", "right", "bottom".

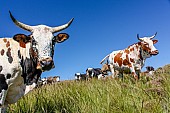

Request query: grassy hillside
[{"left": 7, "top": 65, "right": 170, "bottom": 113}]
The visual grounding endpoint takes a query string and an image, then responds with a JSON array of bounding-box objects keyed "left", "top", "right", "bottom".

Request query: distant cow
[
  {"left": 0, "top": 11, "right": 73, "bottom": 112},
  {"left": 46, "top": 76, "right": 60, "bottom": 84},
  {"left": 36, "top": 77, "right": 44, "bottom": 88},
  {"left": 140, "top": 66, "right": 155, "bottom": 80},
  {"left": 100, "top": 33, "right": 159, "bottom": 80},
  {"left": 37, "top": 76, "right": 60, "bottom": 86},
  {"left": 53, "top": 76, "right": 60, "bottom": 82},
  {"left": 41, "top": 77, "right": 47, "bottom": 85},
  {"left": 101, "top": 60, "right": 111, "bottom": 75},
  {"left": 86, "top": 68, "right": 104, "bottom": 79},
  {"left": 75, "top": 73, "right": 87, "bottom": 81},
  {"left": 146, "top": 66, "right": 155, "bottom": 76}
]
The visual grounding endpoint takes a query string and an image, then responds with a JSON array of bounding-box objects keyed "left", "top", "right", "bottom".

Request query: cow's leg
[
  {"left": 0, "top": 104, "right": 8, "bottom": 113},
  {"left": 0, "top": 89, "right": 8, "bottom": 113},
  {"left": 129, "top": 66, "right": 138, "bottom": 80},
  {"left": 0, "top": 73, "right": 9, "bottom": 113},
  {"left": 135, "top": 70, "right": 141, "bottom": 79},
  {"left": 109, "top": 65, "right": 115, "bottom": 78},
  {"left": 118, "top": 70, "right": 123, "bottom": 79}
]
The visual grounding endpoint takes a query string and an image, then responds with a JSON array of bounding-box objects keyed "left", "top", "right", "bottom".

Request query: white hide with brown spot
[{"left": 100, "top": 33, "right": 158, "bottom": 80}]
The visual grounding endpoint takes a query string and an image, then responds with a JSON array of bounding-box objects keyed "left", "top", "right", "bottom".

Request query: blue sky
[{"left": 0, "top": 0, "right": 170, "bottom": 80}]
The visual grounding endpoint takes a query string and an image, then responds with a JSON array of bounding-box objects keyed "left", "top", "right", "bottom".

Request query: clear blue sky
[{"left": 0, "top": 0, "right": 170, "bottom": 80}]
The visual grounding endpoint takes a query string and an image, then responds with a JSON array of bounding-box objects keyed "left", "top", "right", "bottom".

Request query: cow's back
[{"left": 0, "top": 38, "right": 30, "bottom": 69}]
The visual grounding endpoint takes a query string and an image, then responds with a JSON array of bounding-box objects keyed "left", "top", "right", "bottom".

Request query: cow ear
[
  {"left": 153, "top": 40, "right": 158, "bottom": 44},
  {"left": 138, "top": 42, "right": 141, "bottom": 45},
  {"left": 54, "top": 33, "right": 69, "bottom": 43},
  {"left": 13, "top": 34, "right": 31, "bottom": 43}
]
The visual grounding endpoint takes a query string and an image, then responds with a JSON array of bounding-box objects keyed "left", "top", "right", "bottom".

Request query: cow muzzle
[
  {"left": 36, "top": 57, "right": 55, "bottom": 71},
  {"left": 150, "top": 50, "right": 159, "bottom": 56}
]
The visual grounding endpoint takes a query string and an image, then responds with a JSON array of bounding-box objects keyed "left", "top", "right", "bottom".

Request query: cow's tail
[{"left": 100, "top": 54, "right": 110, "bottom": 64}]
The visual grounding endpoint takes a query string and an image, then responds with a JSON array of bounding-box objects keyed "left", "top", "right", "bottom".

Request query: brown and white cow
[
  {"left": 0, "top": 11, "right": 73, "bottom": 112},
  {"left": 100, "top": 33, "right": 158, "bottom": 80},
  {"left": 46, "top": 76, "right": 60, "bottom": 84}
]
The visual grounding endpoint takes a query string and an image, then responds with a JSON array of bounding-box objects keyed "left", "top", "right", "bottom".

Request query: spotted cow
[
  {"left": 75, "top": 73, "right": 87, "bottom": 81},
  {"left": 140, "top": 66, "right": 155, "bottom": 80},
  {"left": 0, "top": 11, "right": 73, "bottom": 112},
  {"left": 86, "top": 68, "right": 103, "bottom": 79},
  {"left": 100, "top": 33, "right": 159, "bottom": 80}
]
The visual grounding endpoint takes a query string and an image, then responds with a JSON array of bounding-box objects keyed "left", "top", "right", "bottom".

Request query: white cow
[{"left": 0, "top": 11, "right": 73, "bottom": 112}]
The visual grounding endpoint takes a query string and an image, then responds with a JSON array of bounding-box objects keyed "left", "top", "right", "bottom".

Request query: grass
[{"left": 7, "top": 70, "right": 170, "bottom": 113}]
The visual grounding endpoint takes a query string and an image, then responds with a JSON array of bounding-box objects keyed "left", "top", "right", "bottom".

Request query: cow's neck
[
  {"left": 135, "top": 42, "right": 149, "bottom": 67},
  {"left": 128, "top": 43, "right": 146, "bottom": 64},
  {"left": 19, "top": 42, "right": 42, "bottom": 85}
]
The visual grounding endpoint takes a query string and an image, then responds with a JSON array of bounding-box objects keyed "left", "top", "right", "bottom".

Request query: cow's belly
[
  {"left": 3, "top": 66, "right": 26, "bottom": 104},
  {"left": 113, "top": 64, "right": 130, "bottom": 71},
  {"left": 5, "top": 80, "right": 26, "bottom": 104}
]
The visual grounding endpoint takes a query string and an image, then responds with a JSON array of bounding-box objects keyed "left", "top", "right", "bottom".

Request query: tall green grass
[{"left": 7, "top": 74, "right": 170, "bottom": 113}]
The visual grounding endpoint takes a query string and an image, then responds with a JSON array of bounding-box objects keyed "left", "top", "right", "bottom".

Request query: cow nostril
[
  {"left": 46, "top": 61, "right": 51, "bottom": 65},
  {"left": 40, "top": 61, "right": 45, "bottom": 65},
  {"left": 40, "top": 59, "right": 53, "bottom": 66},
  {"left": 155, "top": 50, "right": 159, "bottom": 54}
]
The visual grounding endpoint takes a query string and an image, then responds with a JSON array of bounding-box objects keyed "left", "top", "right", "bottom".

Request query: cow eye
[
  {"left": 144, "top": 44, "right": 149, "bottom": 47},
  {"left": 32, "top": 38, "right": 37, "bottom": 44}
]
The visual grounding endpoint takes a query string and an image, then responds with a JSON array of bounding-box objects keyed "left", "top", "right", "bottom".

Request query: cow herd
[
  {"left": 0, "top": 11, "right": 159, "bottom": 113},
  {"left": 37, "top": 76, "right": 60, "bottom": 87},
  {"left": 74, "top": 65, "right": 155, "bottom": 81}
]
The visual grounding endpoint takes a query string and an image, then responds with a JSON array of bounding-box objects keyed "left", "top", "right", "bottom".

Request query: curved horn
[
  {"left": 137, "top": 34, "right": 143, "bottom": 41},
  {"left": 9, "top": 11, "right": 33, "bottom": 32},
  {"left": 52, "top": 18, "right": 74, "bottom": 33},
  {"left": 150, "top": 32, "right": 157, "bottom": 39}
]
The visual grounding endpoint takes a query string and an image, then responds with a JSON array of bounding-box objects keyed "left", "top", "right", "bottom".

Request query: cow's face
[
  {"left": 30, "top": 27, "right": 69, "bottom": 71},
  {"left": 13, "top": 32, "right": 69, "bottom": 71},
  {"left": 75, "top": 73, "right": 81, "bottom": 80},
  {"left": 101, "top": 63, "right": 110, "bottom": 73},
  {"left": 137, "top": 33, "right": 159, "bottom": 56},
  {"left": 10, "top": 11, "right": 73, "bottom": 72}
]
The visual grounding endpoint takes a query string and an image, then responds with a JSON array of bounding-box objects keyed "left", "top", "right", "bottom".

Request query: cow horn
[
  {"left": 137, "top": 34, "right": 143, "bottom": 41},
  {"left": 9, "top": 11, "right": 33, "bottom": 32},
  {"left": 52, "top": 18, "right": 74, "bottom": 33},
  {"left": 150, "top": 32, "right": 157, "bottom": 39}
]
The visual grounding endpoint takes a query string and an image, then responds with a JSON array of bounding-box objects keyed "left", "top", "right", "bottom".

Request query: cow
[
  {"left": 86, "top": 68, "right": 103, "bottom": 79},
  {"left": 41, "top": 77, "right": 47, "bottom": 85},
  {"left": 0, "top": 11, "right": 73, "bottom": 112},
  {"left": 100, "top": 33, "right": 159, "bottom": 80},
  {"left": 36, "top": 77, "right": 44, "bottom": 88},
  {"left": 53, "top": 76, "right": 60, "bottom": 82},
  {"left": 75, "top": 73, "right": 87, "bottom": 81},
  {"left": 145, "top": 66, "right": 155, "bottom": 76},
  {"left": 101, "top": 60, "right": 110, "bottom": 74},
  {"left": 140, "top": 66, "right": 155, "bottom": 81},
  {"left": 46, "top": 76, "right": 60, "bottom": 84}
]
